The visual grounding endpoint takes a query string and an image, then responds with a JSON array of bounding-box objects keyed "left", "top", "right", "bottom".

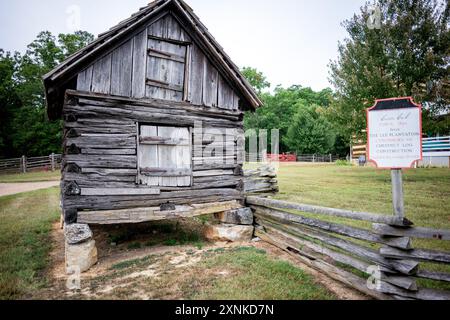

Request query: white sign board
[{"left": 367, "top": 97, "right": 422, "bottom": 169}]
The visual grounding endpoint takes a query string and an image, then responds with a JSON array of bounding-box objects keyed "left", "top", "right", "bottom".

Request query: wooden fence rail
[
  {"left": 249, "top": 197, "right": 450, "bottom": 300},
  {"left": 0, "top": 154, "right": 62, "bottom": 174}
]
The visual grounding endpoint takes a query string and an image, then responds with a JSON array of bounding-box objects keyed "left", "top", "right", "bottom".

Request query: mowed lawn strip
[
  {"left": 0, "top": 171, "right": 61, "bottom": 183},
  {"left": 0, "top": 187, "right": 60, "bottom": 299}
]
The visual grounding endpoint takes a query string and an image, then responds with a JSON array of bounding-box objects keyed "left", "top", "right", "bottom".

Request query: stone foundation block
[
  {"left": 215, "top": 208, "right": 254, "bottom": 225},
  {"left": 205, "top": 224, "right": 254, "bottom": 242}
]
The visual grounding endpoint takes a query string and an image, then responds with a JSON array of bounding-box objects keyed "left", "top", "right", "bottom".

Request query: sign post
[{"left": 367, "top": 97, "right": 422, "bottom": 218}]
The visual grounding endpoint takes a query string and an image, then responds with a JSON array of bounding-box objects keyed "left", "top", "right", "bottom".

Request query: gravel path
[{"left": 0, "top": 181, "right": 60, "bottom": 197}]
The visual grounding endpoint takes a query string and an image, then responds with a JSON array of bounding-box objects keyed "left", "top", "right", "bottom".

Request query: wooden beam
[
  {"left": 77, "top": 200, "right": 242, "bottom": 224},
  {"left": 80, "top": 188, "right": 161, "bottom": 196},
  {"left": 252, "top": 205, "right": 412, "bottom": 249},
  {"left": 380, "top": 246, "right": 450, "bottom": 264},
  {"left": 373, "top": 223, "right": 450, "bottom": 240},
  {"left": 247, "top": 196, "right": 413, "bottom": 227}
]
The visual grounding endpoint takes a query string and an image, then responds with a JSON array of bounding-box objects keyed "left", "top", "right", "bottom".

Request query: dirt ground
[
  {"left": 29, "top": 220, "right": 369, "bottom": 300},
  {"left": 0, "top": 181, "right": 60, "bottom": 197}
]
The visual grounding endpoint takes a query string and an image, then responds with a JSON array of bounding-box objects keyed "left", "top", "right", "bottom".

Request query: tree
[
  {"left": 284, "top": 105, "right": 336, "bottom": 155},
  {"left": 0, "top": 51, "right": 22, "bottom": 156},
  {"left": 0, "top": 31, "right": 94, "bottom": 157},
  {"left": 241, "top": 67, "right": 271, "bottom": 94},
  {"left": 243, "top": 73, "right": 335, "bottom": 153},
  {"left": 329, "top": 0, "right": 449, "bottom": 140}
]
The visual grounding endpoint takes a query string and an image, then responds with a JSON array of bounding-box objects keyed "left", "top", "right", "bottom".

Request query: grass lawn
[
  {"left": 0, "top": 171, "right": 60, "bottom": 183},
  {"left": 272, "top": 163, "right": 450, "bottom": 290},
  {"left": 0, "top": 187, "right": 60, "bottom": 299},
  {"left": 68, "top": 246, "right": 335, "bottom": 300}
]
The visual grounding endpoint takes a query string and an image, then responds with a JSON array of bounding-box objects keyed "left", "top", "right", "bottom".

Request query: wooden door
[
  {"left": 146, "top": 38, "right": 188, "bottom": 102},
  {"left": 138, "top": 125, "right": 191, "bottom": 187}
]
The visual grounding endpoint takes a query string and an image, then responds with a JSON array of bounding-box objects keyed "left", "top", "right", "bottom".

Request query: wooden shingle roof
[{"left": 44, "top": 0, "right": 262, "bottom": 119}]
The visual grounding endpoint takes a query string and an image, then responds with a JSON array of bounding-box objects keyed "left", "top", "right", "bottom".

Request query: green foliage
[
  {"left": 329, "top": 0, "right": 450, "bottom": 139},
  {"left": 243, "top": 73, "right": 339, "bottom": 154},
  {"left": 241, "top": 67, "right": 270, "bottom": 94},
  {"left": 0, "top": 31, "right": 93, "bottom": 158},
  {"left": 335, "top": 160, "right": 352, "bottom": 166},
  {"left": 284, "top": 104, "right": 336, "bottom": 154},
  {"left": 0, "top": 188, "right": 60, "bottom": 299}
]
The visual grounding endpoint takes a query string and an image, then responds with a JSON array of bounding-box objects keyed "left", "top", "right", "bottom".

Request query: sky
[{"left": 0, "top": 0, "right": 367, "bottom": 91}]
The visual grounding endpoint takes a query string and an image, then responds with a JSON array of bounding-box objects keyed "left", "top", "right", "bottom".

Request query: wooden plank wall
[
  {"left": 61, "top": 92, "right": 244, "bottom": 215},
  {"left": 77, "top": 13, "right": 240, "bottom": 111}
]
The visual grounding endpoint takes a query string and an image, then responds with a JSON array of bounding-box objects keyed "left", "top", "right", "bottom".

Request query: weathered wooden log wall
[
  {"left": 76, "top": 13, "right": 240, "bottom": 110},
  {"left": 244, "top": 165, "right": 279, "bottom": 195},
  {"left": 61, "top": 90, "right": 245, "bottom": 223},
  {"left": 248, "top": 196, "right": 450, "bottom": 300}
]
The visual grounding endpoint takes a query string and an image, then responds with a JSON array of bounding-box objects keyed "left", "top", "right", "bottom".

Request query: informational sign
[{"left": 367, "top": 97, "right": 422, "bottom": 169}]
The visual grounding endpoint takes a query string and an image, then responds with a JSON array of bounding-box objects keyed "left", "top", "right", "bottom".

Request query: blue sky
[{"left": 0, "top": 0, "right": 367, "bottom": 91}]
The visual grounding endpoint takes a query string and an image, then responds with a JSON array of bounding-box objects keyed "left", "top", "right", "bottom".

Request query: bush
[{"left": 335, "top": 160, "right": 352, "bottom": 166}]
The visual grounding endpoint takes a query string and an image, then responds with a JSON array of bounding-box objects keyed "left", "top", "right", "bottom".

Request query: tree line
[{"left": 0, "top": 0, "right": 448, "bottom": 158}]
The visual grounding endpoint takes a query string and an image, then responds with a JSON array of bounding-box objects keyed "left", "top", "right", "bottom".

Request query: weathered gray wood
[
  {"left": 65, "top": 155, "right": 137, "bottom": 169},
  {"left": 256, "top": 214, "right": 419, "bottom": 275},
  {"left": 193, "top": 170, "right": 234, "bottom": 177},
  {"left": 111, "top": 39, "right": 133, "bottom": 96},
  {"left": 380, "top": 246, "right": 450, "bottom": 263},
  {"left": 254, "top": 229, "right": 391, "bottom": 300},
  {"left": 257, "top": 218, "right": 372, "bottom": 274},
  {"left": 188, "top": 44, "right": 204, "bottom": 105},
  {"left": 77, "top": 65, "right": 93, "bottom": 91},
  {"left": 377, "top": 281, "right": 450, "bottom": 300},
  {"left": 64, "top": 172, "right": 136, "bottom": 184},
  {"left": 380, "top": 272, "right": 418, "bottom": 291},
  {"left": 91, "top": 53, "right": 112, "bottom": 94},
  {"left": 373, "top": 223, "right": 450, "bottom": 240},
  {"left": 81, "top": 188, "right": 161, "bottom": 196},
  {"left": 139, "top": 125, "right": 159, "bottom": 186},
  {"left": 218, "top": 75, "right": 234, "bottom": 110},
  {"left": 140, "top": 136, "right": 189, "bottom": 146},
  {"left": 66, "top": 90, "right": 243, "bottom": 119},
  {"left": 202, "top": 58, "right": 218, "bottom": 107},
  {"left": 65, "top": 134, "right": 137, "bottom": 149},
  {"left": 146, "top": 38, "right": 186, "bottom": 102},
  {"left": 416, "top": 269, "right": 450, "bottom": 282},
  {"left": 77, "top": 200, "right": 241, "bottom": 225},
  {"left": 81, "top": 148, "right": 136, "bottom": 155},
  {"left": 64, "top": 188, "right": 243, "bottom": 211},
  {"left": 65, "top": 102, "right": 238, "bottom": 128},
  {"left": 391, "top": 169, "right": 405, "bottom": 219},
  {"left": 247, "top": 196, "right": 413, "bottom": 226},
  {"left": 140, "top": 167, "right": 192, "bottom": 177},
  {"left": 81, "top": 168, "right": 137, "bottom": 176},
  {"left": 252, "top": 205, "right": 412, "bottom": 249},
  {"left": 131, "top": 30, "right": 148, "bottom": 98}
]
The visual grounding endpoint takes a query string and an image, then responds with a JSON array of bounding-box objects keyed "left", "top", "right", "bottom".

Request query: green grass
[
  {"left": 189, "top": 247, "right": 335, "bottom": 300},
  {"left": 272, "top": 164, "right": 450, "bottom": 289},
  {"left": 0, "top": 171, "right": 60, "bottom": 183},
  {"left": 0, "top": 187, "right": 60, "bottom": 299}
]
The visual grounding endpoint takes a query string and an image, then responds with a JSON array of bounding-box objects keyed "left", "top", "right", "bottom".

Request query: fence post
[
  {"left": 21, "top": 155, "right": 27, "bottom": 174},
  {"left": 330, "top": 154, "right": 332, "bottom": 163},
  {"left": 312, "top": 155, "right": 315, "bottom": 163},
  {"left": 50, "top": 153, "right": 55, "bottom": 172}
]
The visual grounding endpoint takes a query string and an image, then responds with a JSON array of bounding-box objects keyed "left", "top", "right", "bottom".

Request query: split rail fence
[
  {"left": 0, "top": 154, "right": 62, "bottom": 174},
  {"left": 247, "top": 196, "right": 450, "bottom": 300}
]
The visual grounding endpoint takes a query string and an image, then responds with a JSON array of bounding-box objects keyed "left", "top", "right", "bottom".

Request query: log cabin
[{"left": 43, "top": 0, "right": 262, "bottom": 225}]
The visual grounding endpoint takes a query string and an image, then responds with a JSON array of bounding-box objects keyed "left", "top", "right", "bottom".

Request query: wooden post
[
  {"left": 50, "top": 153, "right": 55, "bottom": 172},
  {"left": 21, "top": 155, "right": 27, "bottom": 174},
  {"left": 391, "top": 169, "right": 405, "bottom": 219},
  {"left": 330, "top": 154, "right": 333, "bottom": 163}
]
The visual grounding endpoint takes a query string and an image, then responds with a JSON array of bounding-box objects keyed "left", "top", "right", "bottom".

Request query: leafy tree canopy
[
  {"left": 0, "top": 31, "right": 93, "bottom": 158},
  {"left": 329, "top": 0, "right": 449, "bottom": 140}
]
